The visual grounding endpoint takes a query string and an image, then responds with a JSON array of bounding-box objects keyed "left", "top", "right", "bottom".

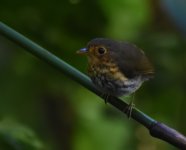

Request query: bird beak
[{"left": 76, "top": 47, "right": 88, "bottom": 55}]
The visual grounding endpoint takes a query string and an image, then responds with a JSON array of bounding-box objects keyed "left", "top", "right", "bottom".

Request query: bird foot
[
  {"left": 123, "top": 101, "right": 135, "bottom": 119},
  {"left": 101, "top": 94, "right": 109, "bottom": 104}
]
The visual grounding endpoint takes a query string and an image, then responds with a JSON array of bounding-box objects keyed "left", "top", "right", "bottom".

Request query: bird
[{"left": 77, "top": 38, "right": 154, "bottom": 117}]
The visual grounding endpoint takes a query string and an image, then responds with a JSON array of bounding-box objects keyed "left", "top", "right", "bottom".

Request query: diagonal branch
[{"left": 0, "top": 22, "right": 186, "bottom": 149}]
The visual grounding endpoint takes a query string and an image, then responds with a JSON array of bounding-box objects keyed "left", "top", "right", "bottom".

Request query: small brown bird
[{"left": 77, "top": 38, "right": 154, "bottom": 116}]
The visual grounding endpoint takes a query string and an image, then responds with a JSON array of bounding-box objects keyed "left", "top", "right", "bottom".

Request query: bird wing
[{"left": 110, "top": 42, "right": 154, "bottom": 80}]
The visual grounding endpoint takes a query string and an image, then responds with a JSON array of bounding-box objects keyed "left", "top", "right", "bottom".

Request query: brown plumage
[{"left": 77, "top": 38, "right": 154, "bottom": 97}]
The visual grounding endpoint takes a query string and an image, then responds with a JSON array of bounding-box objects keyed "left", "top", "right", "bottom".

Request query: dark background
[{"left": 0, "top": 0, "right": 186, "bottom": 150}]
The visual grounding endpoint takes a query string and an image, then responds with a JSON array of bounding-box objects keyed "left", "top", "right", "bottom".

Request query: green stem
[
  {"left": 0, "top": 22, "right": 154, "bottom": 126},
  {"left": 0, "top": 22, "right": 185, "bottom": 149}
]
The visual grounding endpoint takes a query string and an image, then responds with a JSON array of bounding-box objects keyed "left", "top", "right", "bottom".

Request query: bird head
[{"left": 76, "top": 38, "right": 116, "bottom": 64}]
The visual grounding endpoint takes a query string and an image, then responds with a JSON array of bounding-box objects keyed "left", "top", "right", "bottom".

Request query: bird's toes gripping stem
[
  {"left": 123, "top": 101, "right": 135, "bottom": 119},
  {"left": 100, "top": 93, "right": 110, "bottom": 104}
]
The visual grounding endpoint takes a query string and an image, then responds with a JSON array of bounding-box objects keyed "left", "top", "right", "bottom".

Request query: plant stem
[{"left": 0, "top": 22, "right": 186, "bottom": 149}]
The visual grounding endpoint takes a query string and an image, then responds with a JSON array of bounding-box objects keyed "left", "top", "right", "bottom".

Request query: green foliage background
[{"left": 0, "top": 0, "right": 185, "bottom": 150}]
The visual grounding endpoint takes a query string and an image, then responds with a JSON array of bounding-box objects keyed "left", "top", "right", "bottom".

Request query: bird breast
[
  {"left": 87, "top": 61, "right": 144, "bottom": 96},
  {"left": 88, "top": 61, "right": 128, "bottom": 82}
]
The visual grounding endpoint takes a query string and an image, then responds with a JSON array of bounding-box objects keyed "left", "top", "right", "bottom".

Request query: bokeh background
[{"left": 0, "top": 0, "right": 186, "bottom": 150}]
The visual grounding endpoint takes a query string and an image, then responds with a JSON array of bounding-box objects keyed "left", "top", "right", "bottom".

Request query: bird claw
[
  {"left": 123, "top": 101, "right": 135, "bottom": 119},
  {"left": 101, "top": 94, "right": 109, "bottom": 104}
]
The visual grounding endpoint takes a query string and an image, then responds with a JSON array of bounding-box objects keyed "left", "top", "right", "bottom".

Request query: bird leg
[
  {"left": 123, "top": 94, "right": 135, "bottom": 118},
  {"left": 124, "top": 100, "right": 135, "bottom": 118},
  {"left": 101, "top": 93, "right": 109, "bottom": 104}
]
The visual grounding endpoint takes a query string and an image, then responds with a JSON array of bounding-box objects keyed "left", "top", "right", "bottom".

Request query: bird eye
[{"left": 97, "top": 47, "right": 106, "bottom": 55}]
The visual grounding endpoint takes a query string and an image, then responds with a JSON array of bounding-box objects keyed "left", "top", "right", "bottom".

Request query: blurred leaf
[
  {"left": 100, "top": 0, "right": 151, "bottom": 39},
  {"left": 0, "top": 118, "right": 44, "bottom": 150}
]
